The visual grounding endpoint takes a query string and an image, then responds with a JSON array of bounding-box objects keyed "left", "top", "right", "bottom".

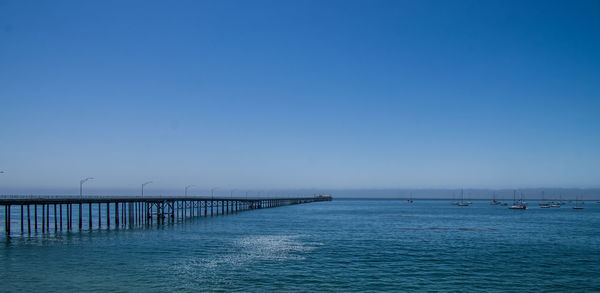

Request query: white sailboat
[
  {"left": 458, "top": 189, "right": 470, "bottom": 206},
  {"left": 509, "top": 190, "right": 526, "bottom": 210},
  {"left": 520, "top": 192, "right": 528, "bottom": 205},
  {"left": 491, "top": 192, "right": 500, "bottom": 205},
  {"left": 539, "top": 191, "right": 550, "bottom": 207},
  {"left": 451, "top": 192, "right": 458, "bottom": 205},
  {"left": 573, "top": 197, "right": 584, "bottom": 210}
]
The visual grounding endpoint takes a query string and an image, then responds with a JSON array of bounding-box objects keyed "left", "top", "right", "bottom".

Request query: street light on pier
[
  {"left": 230, "top": 189, "right": 236, "bottom": 198},
  {"left": 211, "top": 187, "right": 218, "bottom": 199},
  {"left": 80, "top": 177, "right": 94, "bottom": 198},
  {"left": 142, "top": 181, "right": 153, "bottom": 197},
  {"left": 185, "top": 185, "right": 195, "bottom": 197}
]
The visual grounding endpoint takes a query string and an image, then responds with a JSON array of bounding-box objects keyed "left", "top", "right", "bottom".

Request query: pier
[{"left": 0, "top": 195, "right": 332, "bottom": 236}]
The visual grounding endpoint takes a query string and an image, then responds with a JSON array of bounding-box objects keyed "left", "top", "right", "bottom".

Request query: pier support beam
[
  {"left": 79, "top": 203, "right": 82, "bottom": 230},
  {"left": 4, "top": 205, "right": 9, "bottom": 236},
  {"left": 27, "top": 205, "right": 31, "bottom": 234},
  {"left": 89, "top": 203, "right": 92, "bottom": 230}
]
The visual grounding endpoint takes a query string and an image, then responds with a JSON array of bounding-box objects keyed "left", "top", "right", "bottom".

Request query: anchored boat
[
  {"left": 457, "top": 189, "right": 470, "bottom": 206},
  {"left": 509, "top": 190, "right": 527, "bottom": 210},
  {"left": 509, "top": 204, "right": 527, "bottom": 210},
  {"left": 491, "top": 192, "right": 501, "bottom": 205},
  {"left": 573, "top": 197, "right": 584, "bottom": 210}
]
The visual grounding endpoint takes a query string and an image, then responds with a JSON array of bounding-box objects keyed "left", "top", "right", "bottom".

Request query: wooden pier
[{"left": 0, "top": 195, "right": 332, "bottom": 237}]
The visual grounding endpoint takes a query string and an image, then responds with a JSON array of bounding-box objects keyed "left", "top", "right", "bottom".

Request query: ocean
[{"left": 1, "top": 199, "right": 599, "bottom": 292}]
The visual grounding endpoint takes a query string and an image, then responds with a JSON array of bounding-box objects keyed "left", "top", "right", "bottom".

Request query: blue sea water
[{"left": 1, "top": 199, "right": 600, "bottom": 292}]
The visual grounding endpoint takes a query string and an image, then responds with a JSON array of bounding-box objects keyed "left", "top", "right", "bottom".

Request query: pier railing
[{"left": 0, "top": 195, "right": 332, "bottom": 237}]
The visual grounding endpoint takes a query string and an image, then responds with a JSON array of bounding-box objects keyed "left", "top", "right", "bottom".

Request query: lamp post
[
  {"left": 230, "top": 189, "right": 236, "bottom": 198},
  {"left": 185, "top": 185, "right": 195, "bottom": 197},
  {"left": 210, "top": 187, "right": 218, "bottom": 216},
  {"left": 80, "top": 177, "right": 94, "bottom": 198},
  {"left": 142, "top": 181, "right": 152, "bottom": 197},
  {"left": 79, "top": 177, "right": 94, "bottom": 230}
]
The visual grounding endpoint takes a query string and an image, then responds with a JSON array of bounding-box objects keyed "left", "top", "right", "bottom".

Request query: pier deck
[{"left": 0, "top": 195, "right": 332, "bottom": 236}]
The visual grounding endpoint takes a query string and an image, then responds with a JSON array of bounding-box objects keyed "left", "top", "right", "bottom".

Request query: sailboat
[
  {"left": 458, "top": 189, "right": 470, "bottom": 206},
  {"left": 491, "top": 192, "right": 500, "bottom": 205},
  {"left": 509, "top": 190, "right": 527, "bottom": 210},
  {"left": 520, "top": 192, "right": 528, "bottom": 205},
  {"left": 407, "top": 193, "right": 413, "bottom": 203},
  {"left": 573, "top": 197, "right": 584, "bottom": 210},
  {"left": 539, "top": 191, "right": 550, "bottom": 207},
  {"left": 540, "top": 191, "right": 550, "bottom": 208},
  {"left": 558, "top": 194, "right": 565, "bottom": 206},
  {"left": 451, "top": 193, "right": 458, "bottom": 205},
  {"left": 540, "top": 192, "right": 551, "bottom": 208}
]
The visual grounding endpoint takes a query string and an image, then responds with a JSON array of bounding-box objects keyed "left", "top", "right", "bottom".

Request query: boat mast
[
  {"left": 520, "top": 192, "right": 523, "bottom": 203},
  {"left": 542, "top": 191, "right": 545, "bottom": 201}
]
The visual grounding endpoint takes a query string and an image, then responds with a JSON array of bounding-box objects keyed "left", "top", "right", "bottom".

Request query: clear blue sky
[{"left": 1, "top": 0, "right": 599, "bottom": 194}]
